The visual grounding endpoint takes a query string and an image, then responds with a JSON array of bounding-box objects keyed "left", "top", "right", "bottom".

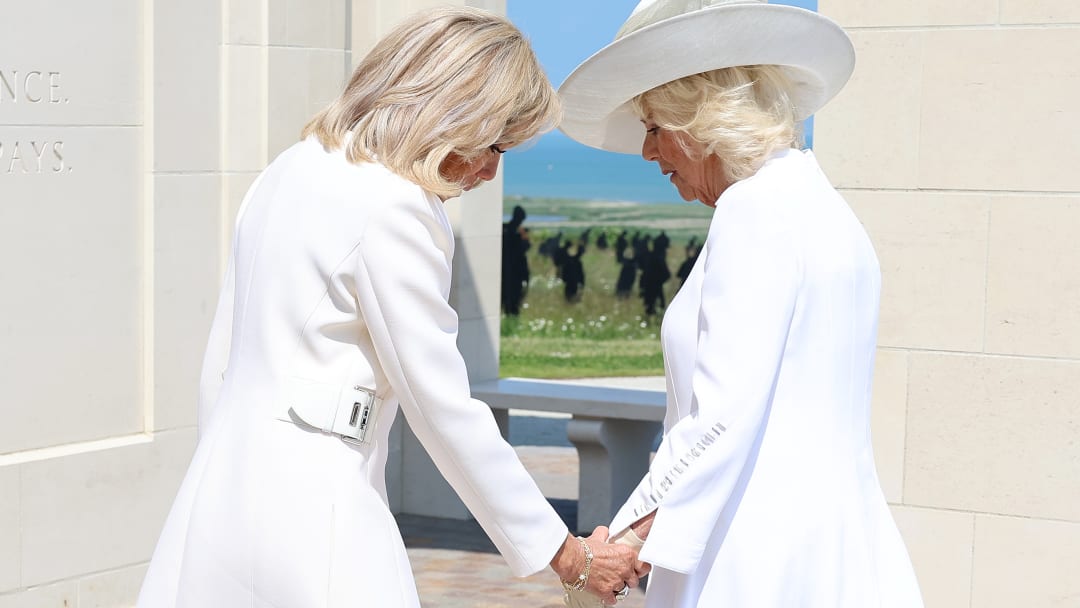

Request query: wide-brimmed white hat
[{"left": 558, "top": 0, "right": 855, "bottom": 153}]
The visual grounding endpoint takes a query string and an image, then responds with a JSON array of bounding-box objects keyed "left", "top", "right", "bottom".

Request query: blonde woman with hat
[
  {"left": 136, "top": 7, "right": 642, "bottom": 607},
  {"left": 559, "top": 1, "right": 924, "bottom": 606}
]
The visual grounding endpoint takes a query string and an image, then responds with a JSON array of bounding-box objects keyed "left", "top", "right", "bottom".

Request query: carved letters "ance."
[{"left": 1, "top": 69, "right": 71, "bottom": 174}]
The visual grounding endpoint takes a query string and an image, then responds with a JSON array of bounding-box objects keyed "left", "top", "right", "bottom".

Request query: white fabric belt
[{"left": 277, "top": 377, "right": 383, "bottom": 445}]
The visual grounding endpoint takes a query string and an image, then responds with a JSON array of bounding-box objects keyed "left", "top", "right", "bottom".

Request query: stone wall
[{"left": 815, "top": 2, "right": 1080, "bottom": 606}]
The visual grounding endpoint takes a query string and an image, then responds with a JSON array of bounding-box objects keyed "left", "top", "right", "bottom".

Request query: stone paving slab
[
  {"left": 516, "top": 445, "right": 579, "bottom": 499},
  {"left": 408, "top": 545, "right": 646, "bottom": 608}
]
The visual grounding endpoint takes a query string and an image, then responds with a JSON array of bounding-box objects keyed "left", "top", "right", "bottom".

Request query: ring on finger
[{"left": 615, "top": 584, "right": 631, "bottom": 601}]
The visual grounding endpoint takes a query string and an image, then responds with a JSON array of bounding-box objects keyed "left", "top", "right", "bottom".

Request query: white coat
[
  {"left": 608, "top": 149, "right": 924, "bottom": 607},
  {"left": 137, "top": 136, "right": 568, "bottom": 607}
]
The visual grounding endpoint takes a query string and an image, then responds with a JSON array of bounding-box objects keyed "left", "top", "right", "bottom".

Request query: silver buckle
[{"left": 339, "top": 385, "right": 379, "bottom": 445}]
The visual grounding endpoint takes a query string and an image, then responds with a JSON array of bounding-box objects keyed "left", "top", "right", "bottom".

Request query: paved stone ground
[{"left": 402, "top": 377, "right": 664, "bottom": 607}]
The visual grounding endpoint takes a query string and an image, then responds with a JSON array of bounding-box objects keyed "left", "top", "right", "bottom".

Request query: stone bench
[{"left": 471, "top": 378, "right": 665, "bottom": 532}]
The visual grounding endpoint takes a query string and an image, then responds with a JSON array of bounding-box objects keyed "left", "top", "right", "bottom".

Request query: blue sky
[{"left": 507, "top": 0, "right": 818, "bottom": 87}]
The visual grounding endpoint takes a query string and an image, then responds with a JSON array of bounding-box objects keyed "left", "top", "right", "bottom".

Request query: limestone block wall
[
  {"left": 0, "top": 0, "right": 504, "bottom": 604},
  {"left": 815, "top": 2, "right": 1080, "bottom": 606},
  {"left": 0, "top": 0, "right": 221, "bottom": 603}
]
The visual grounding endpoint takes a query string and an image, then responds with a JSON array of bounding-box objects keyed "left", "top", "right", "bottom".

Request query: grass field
[{"left": 498, "top": 196, "right": 712, "bottom": 379}]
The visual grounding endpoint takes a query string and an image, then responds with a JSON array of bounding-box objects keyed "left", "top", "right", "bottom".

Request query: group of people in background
[{"left": 500, "top": 206, "right": 703, "bottom": 316}]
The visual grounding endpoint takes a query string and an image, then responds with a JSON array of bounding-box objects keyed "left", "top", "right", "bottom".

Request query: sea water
[
  {"left": 502, "top": 132, "right": 682, "bottom": 203},
  {"left": 503, "top": 124, "right": 813, "bottom": 203}
]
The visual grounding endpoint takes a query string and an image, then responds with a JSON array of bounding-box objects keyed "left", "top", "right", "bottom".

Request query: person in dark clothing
[
  {"left": 560, "top": 241, "right": 586, "bottom": 303},
  {"left": 596, "top": 231, "right": 609, "bottom": 250},
  {"left": 676, "top": 237, "right": 701, "bottom": 289},
  {"left": 615, "top": 244, "right": 638, "bottom": 300},
  {"left": 614, "top": 230, "right": 629, "bottom": 260},
  {"left": 684, "top": 235, "right": 699, "bottom": 258},
  {"left": 654, "top": 230, "right": 670, "bottom": 253},
  {"left": 634, "top": 234, "right": 652, "bottom": 294},
  {"left": 501, "top": 205, "right": 530, "bottom": 315},
  {"left": 640, "top": 237, "right": 671, "bottom": 316},
  {"left": 538, "top": 230, "right": 562, "bottom": 260},
  {"left": 552, "top": 238, "right": 571, "bottom": 274},
  {"left": 633, "top": 233, "right": 650, "bottom": 262}
]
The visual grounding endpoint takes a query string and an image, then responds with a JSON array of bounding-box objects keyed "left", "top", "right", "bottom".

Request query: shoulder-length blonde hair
[
  {"left": 303, "top": 6, "right": 560, "bottom": 198},
  {"left": 632, "top": 65, "right": 801, "bottom": 184}
]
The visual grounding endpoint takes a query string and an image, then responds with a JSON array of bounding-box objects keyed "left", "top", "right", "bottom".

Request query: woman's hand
[
  {"left": 630, "top": 511, "right": 655, "bottom": 542},
  {"left": 551, "top": 528, "right": 640, "bottom": 605}
]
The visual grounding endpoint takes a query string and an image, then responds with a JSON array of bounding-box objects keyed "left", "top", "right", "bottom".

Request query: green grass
[
  {"left": 498, "top": 196, "right": 712, "bottom": 378},
  {"left": 500, "top": 336, "right": 665, "bottom": 379}
]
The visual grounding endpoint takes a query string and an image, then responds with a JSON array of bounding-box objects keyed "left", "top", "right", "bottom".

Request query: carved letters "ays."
[{"left": 1, "top": 69, "right": 72, "bottom": 174}]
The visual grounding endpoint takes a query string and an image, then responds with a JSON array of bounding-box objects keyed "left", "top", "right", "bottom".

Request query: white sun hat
[{"left": 558, "top": 0, "right": 855, "bottom": 153}]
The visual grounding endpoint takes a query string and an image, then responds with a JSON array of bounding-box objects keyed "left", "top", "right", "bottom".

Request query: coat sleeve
[
  {"left": 628, "top": 187, "right": 801, "bottom": 574},
  {"left": 352, "top": 193, "right": 568, "bottom": 577}
]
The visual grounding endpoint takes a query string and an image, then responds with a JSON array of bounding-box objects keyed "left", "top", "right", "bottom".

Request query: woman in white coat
[
  {"left": 558, "top": 1, "right": 925, "bottom": 606},
  {"left": 136, "top": 7, "right": 641, "bottom": 607}
]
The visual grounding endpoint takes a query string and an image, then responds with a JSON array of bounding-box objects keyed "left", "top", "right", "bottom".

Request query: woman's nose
[
  {"left": 477, "top": 154, "right": 501, "bottom": 181},
  {"left": 641, "top": 135, "right": 658, "bottom": 162}
]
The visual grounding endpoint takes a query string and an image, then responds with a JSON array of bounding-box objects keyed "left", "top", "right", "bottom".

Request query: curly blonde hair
[
  {"left": 303, "top": 6, "right": 560, "bottom": 198},
  {"left": 632, "top": 65, "right": 802, "bottom": 184}
]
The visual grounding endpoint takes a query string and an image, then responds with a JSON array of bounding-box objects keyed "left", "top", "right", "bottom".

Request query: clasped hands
[{"left": 551, "top": 512, "right": 655, "bottom": 605}]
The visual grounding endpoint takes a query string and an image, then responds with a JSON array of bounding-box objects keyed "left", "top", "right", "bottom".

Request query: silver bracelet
[{"left": 562, "top": 536, "right": 593, "bottom": 592}]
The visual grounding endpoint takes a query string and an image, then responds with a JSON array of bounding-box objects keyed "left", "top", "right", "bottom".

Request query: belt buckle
[{"left": 340, "top": 385, "right": 379, "bottom": 445}]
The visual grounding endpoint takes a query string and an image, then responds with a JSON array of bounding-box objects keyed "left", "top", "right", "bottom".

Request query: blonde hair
[
  {"left": 632, "top": 65, "right": 801, "bottom": 184},
  {"left": 303, "top": 6, "right": 560, "bottom": 198}
]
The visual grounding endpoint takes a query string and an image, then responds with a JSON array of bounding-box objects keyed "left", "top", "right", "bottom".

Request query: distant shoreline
[
  {"left": 501, "top": 194, "right": 713, "bottom": 238},
  {"left": 504, "top": 193, "right": 690, "bottom": 206}
]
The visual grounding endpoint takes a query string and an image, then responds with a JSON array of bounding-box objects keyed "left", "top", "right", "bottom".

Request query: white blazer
[
  {"left": 608, "top": 149, "right": 924, "bottom": 607},
  {"left": 138, "top": 137, "right": 567, "bottom": 607}
]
